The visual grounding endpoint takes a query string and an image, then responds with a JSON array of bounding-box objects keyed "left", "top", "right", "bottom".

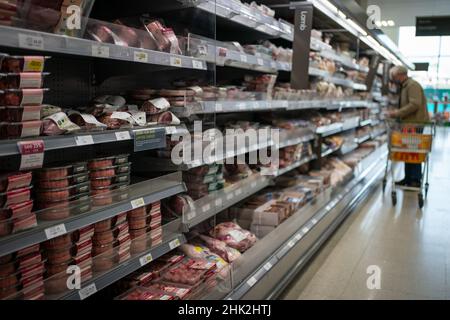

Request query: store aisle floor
[{"left": 281, "top": 128, "right": 450, "bottom": 300}]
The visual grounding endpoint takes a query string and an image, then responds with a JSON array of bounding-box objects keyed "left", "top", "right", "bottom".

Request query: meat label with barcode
[
  {"left": 115, "top": 131, "right": 131, "bottom": 141},
  {"left": 78, "top": 283, "right": 97, "bottom": 300},
  {"left": 19, "top": 34, "right": 44, "bottom": 50}
]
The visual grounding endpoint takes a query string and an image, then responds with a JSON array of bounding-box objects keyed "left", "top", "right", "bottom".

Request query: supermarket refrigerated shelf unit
[{"left": 0, "top": 172, "right": 186, "bottom": 257}]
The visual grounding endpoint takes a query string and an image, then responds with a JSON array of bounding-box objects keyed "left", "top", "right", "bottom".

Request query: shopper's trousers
[{"left": 405, "top": 163, "right": 422, "bottom": 183}]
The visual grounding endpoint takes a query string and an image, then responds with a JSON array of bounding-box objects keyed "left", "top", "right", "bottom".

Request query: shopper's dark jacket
[{"left": 396, "top": 77, "right": 430, "bottom": 122}]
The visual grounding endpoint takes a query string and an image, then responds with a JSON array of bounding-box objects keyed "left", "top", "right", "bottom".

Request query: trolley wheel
[
  {"left": 418, "top": 193, "right": 424, "bottom": 209},
  {"left": 382, "top": 179, "right": 386, "bottom": 192},
  {"left": 391, "top": 191, "right": 397, "bottom": 206}
]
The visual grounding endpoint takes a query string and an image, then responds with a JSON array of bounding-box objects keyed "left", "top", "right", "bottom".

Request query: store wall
[{"left": 362, "top": 0, "right": 450, "bottom": 45}]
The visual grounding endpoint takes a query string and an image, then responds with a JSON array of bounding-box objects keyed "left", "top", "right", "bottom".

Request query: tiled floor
[{"left": 281, "top": 128, "right": 450, "bottom": 300}]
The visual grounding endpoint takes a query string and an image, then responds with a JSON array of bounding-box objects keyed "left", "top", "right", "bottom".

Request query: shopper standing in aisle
[{"left": 388, "top": 65, "right": 430, "bottom": 188}]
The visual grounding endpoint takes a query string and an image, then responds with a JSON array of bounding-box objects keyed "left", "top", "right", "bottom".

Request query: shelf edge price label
[
  {"left": 271, "top": 61, "right": 277, "bottom": 69},
  {"left": 75, "top": 135, "right": 94, "bottom": 146},
  {"left": 18, "top": 34, "right": 44, "bottom": 50},
  {"left": 201, "top": 203, "right": 211, "bottom": 213},
  {"left": 226, "top": 193, "right": 234, "bottom": 201},
  {"left": 215, "top": 103, "right": 223, "bottom": 112},
  {"left": 263, "top": 262, "right": 272, "bottom": 271},
  {"left": 79, "top": 283, "right": 97, "bottom": 300},
  {"left": 170, "top": 57, "right": 183, "bottom": 67},
  {"left": 192, "top": 60, "right": 204, "bottom": 70},
  {"left": 131, "top": 197, "right": 145, "bottom": 209},
  {"left": 18, "top": 140, "right": 44, "bottom": 170},
  {"left": 302, "top": 227, "right": 309, "bottom": 234},
  {"left": 257, "top": 58, "right": 264, "bottom": 66},
  {"left": 215, "top": 198, "right": 223, "bottom": 207},
  {"left": 45, "top": 223, "right": 67, "bottom": 240},
  {"left": 235, "top": 188, "right": 242, "bottom": 196},
  {"left": 295, "top": 233, "right": 302, "bottom": 241},
  {"left": 139, "top": 253, "right": 153, "bottom": 267},
  {"left": 133, "top": 51, "right": 148, "bottom": 63},
  {"left": 246, "top": 277, "right": 257, "bottom": 288},
  {"left": 287, "top": 240, "right": 295, "bottom": 248},
  {"left": 169, "top": 238, "right": 181, "bottom": 250},
  {"left": 240, "top": 54, "right": 248, "bottom": 63},
  {"left": 115, "top": 131, "right": 131, "bottom": 141},
  {"left": 92, "top": 45, "right": 110, "bottom": 58}
]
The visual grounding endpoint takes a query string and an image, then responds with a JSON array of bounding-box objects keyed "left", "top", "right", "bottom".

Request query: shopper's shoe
[{"left": 395, "top": 179, "right": 409, "bottom": 186}]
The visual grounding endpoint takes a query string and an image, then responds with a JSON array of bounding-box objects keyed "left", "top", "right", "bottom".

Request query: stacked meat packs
[
  {"left": 232, "top": 189, "right": 306, "bottom": 238},
  {"left": 182, "top": 164, "right": 225, "bottom": 200},
  {"left": 0, "top": 55, "right": 49, "bottom": 139},
  {"left": 0, "top": 244, "right": 45, "bottom": 300},
  {"left": 209, "top": 222, "right": 257, "bottom": 253},
  {"left": 0, "top": 171, "right": 35, "bottom": 237},
  {"left": 44, "top": 226, "right": 94, "bottom": 294}
]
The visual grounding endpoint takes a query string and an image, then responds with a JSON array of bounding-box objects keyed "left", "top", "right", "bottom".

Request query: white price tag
[
  {"left": 215, "top": 103, "right": 223, "bottom": 112},
  {"left": 287, "top": 240, "right": 295, "bottom": 248},
  {"left": 170, "top": 57, "right": 182, "bottom": 67},
  {"left": 240, "top": 54, "right": 248, "bottom": 63},
  {"left": 44, "top": 224, "right": 67, "bottom": 240},
  {"left": 78, "top": 283, "right": 97, "bottom": 300},
  {"left": 92, "top": 45, "right": 109, "bottom": 58},
  {"left": 75, "top": 135, "right": 94, "bottom": 146},
  {"left": 115, "top": 131, "right": 131, "bottom": 141},
  {"left": 226, "top": 193, "right": 234, "bottom": 201},
  {"left": 271, "top": 61, "right": 277, "bottom": 69},
  {"left": 192, "top": 60, "right": 204, "bottom": 69},
  {"left": 311, "top": 218, "right": 318, "bottom": 225},
  {"left": 257, "top": 58, "right": 264, "bottom": 66},
  {"left": 215, "top": 198, "right": 223, "bottom": 207},
  {"left": 139, "top": 253, "right": 153, "bottom": 266},
  {"left": 18, "top": 140, "right": 44, "bottom": 171},
  {"left": 263, "top": 262, "right": 272, "bottom": 271},
  {"left": 18, "top": 34, "right": 44, "bottom": 50},
  {"left": 235, "top": 188, "right": 242, "bottom": 196},
  {"left": 251, "top": 182, "right": 257, "bottom": 188},
  {"left": 169, "top": 238, "right": 181, "bottom": 250},
  {"left": 165, "top": 126, "right": 177, "bottom": 135},
  {"left": 295, "top": 233, "right": 302, "bottom": 241},
  {"left": 186, "top": 211, "right": 196, "bottom": 221},
  {"left": 237, "top": 102, "right": 246, "bottom": 110},
  {"left": 246, "top": 277, "right": 257, "bottom": 288},
  {"left": 133, "top": 51, "right": 148, "bottom": 63},
  {"left": 302, "top": 227, "right": 309, "bottom": 234},
  {"left": 202, "top": 204, "right": 211, "bottom": 213},
  {"left": 131, "top": 197, "right": 145, "bottom": 209}
]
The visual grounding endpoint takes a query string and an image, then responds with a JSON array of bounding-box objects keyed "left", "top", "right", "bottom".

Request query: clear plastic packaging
[
  {"left": 0, "top": 120, "right": 42, "bottom": 139},
  {"left": 0, "top": 186, "right": 32, "bottom": 208},
  {"left": 1, "top": 56, "right": 49, "bottom": 73},
  {"left": 35, "top": 182, "right": 90, "bottom": 202},
  {"left": 0, "top": 200, "right": 35, "bottom": 237},
  {"left": 0, "top": 172, "right": 32, "bottom": 193},
  {"left": 36, "top": 172, "right": 89, "bottom": 189},
  {"left": 0, "top": 88, "right": 47, "bottom": 106},
  {"left": 0, "top": 105, "right": 42, "bottom": 122}
]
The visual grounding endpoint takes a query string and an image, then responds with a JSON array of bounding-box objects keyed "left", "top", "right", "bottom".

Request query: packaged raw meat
[
  {"left": 162, "top": 258, "right": 215, "bottom": 286},
  {"left": 92, "top": 251, "right": 115, "bottom": 272},
  {"left": 166, "top": 194, "right": 195, "bottom": 216},
  {"left": 37, "top": 172, "right": 89, "bottom": 189},
  {"left": 198, "top": 235, "right": 241, "bottom": 263},
  {"left": 0, "top": 105, "right": 42, "bottom": 122},
  {"left": 0, "top": 73, "right": 49, "bottom": 90},
  {"left": 0, "top": 186, "right": 32, "bottom": 208},
  {"left": 88, "top": 156, "right": 116, "bottom": 170},
  {"left": 42, "top": 112, "right": 80, "bottom": 136},
  {"left": 0, "top": 120, "right": 42, "bottom": 139},
  {"left": 116, "top": 286, "right": 174, "bottom": 300},
  {"left": 148, "top": 111, "right": 180, "bottom": 125},
  {"left": 68, "top": 112, "right": 107, "bottom": 131},
  {"left": 144, "top": 281, "right": 192, "bottom": 300},
  {"left": 35, "top": 182, "right": 90, "bottom": 202},
  {"left": 86, "top": 24, "right": 126, "bottom": 46},
  {"left": 44, "top": 245, "right": 73, "bottom": 265},
  {"left": 0, "top": 172, "right": 32, "bottom": 193},
  {"left": 71, "top": 225, "right": 94, "bottom": 242},
  {"left": 0, "top": 88, "right": 47, "bottom": 106},
  {"left": 92, "top": 241, "right": 114, "bottom": 256},
  {"left": 140, "top": 98, "right": 170, "bottom": 115},
  {"left": 43, "top": 234, "right": 72, "bottom": 250},
  {"left": 209, "top": 222, "right": 257, "bottom": 252},
  {"left": 1, "top": 56, "right": 48, "bottom": 73}
]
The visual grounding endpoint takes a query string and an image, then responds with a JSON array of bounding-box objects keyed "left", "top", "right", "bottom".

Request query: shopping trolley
[{"left": 382, "top": 120, "right": 435, "bottom": 208}]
